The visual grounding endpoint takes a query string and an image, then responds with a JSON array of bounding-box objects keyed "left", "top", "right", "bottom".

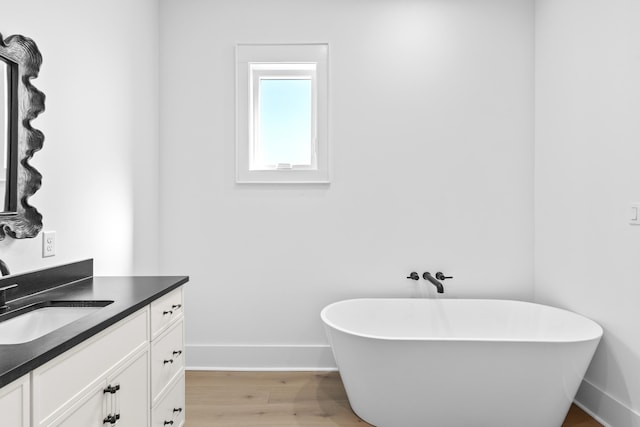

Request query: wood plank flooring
[{"left": 185, "top": 371, "right": 602, "bottom": 427}]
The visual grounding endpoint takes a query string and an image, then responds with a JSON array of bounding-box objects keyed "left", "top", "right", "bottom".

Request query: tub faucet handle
[
  {"left": 435, "top": 272, "right": 453, "bottom": 281},
  {"left": 407, "top": 272, "right": 419, "bottom": 281}
]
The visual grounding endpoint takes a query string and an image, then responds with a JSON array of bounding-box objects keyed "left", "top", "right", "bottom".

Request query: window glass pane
[{"left": 258, "top": 78, "right": 312, "bottom": 166}]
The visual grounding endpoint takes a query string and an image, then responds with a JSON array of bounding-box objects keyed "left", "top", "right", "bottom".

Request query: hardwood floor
[{"left": 185, "top": 371, "right": 602, "bottom": 427}]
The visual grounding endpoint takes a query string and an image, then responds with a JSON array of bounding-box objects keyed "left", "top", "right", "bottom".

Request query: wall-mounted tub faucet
[
  {"left": 423, "top": 272, "right": 444, "bottom": 293},
  {"left": 406, "top": 272, "right": 420, "bottom": 281}
]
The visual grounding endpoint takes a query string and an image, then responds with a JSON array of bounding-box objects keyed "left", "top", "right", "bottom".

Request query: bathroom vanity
[
  {"left": 0, "top": 33, "right": 187, "bottom": 426},
  {"left": 0, "top": 260, "right": 188, "bottom": 427}
]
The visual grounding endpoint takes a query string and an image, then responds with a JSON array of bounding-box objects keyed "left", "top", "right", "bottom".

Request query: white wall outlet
[{"left": 43, "top": 231, "right": 56, "bottom": 257}]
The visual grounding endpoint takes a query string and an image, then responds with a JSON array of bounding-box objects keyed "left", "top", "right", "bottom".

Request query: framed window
[{"left": 236, "top": 44, "right": 329, "bottom": 183}]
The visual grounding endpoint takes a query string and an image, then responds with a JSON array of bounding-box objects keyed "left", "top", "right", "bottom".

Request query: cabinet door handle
[
  {"left": 173, "top": 407, "right": 183, "bottom": 413},
  {"left": 103, "top": 384, "right": 120, "bottom": 394},
  {"left": 164, "top": 421, "right": 174, "bottom": 425},
  {"left": 172, "top": 350, "right": 182, "bottom": 357},
  {"left": 163, "top": 310, "right": 173, "bottom": 315},
  {"left": 103, "top": 414, "right": 120, "bottom": 424},
  {"left": 172, "top": 304, "right": 182, "bottom": 310},
  {"left": 163, "top": 359, "right": 174, "bottom": 364}
]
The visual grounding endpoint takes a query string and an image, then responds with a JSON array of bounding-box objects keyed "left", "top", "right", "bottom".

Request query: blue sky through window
[{"left": 258, "top": 78, "right": 312, "bottom": 166}]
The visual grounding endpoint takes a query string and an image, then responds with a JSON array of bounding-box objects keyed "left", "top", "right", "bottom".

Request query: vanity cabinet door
[
  {"left": 0, "top": 374, "right": 30, "bottom": 427},
  {"left": 49, "top": 381, "right": 106, "bottom": 427},
  {"left": 106, "top": 348, "right": 149, "bottom": 426}
]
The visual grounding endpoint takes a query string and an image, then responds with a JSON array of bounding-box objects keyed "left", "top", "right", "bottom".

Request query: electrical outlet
[{"left": 43, "top": 231, "right": 56, "bottom": 257}]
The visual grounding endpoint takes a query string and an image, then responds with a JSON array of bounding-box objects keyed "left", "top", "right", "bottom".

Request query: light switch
[{"left": 631, "top": 204, "right": 640, "bottom": 225}]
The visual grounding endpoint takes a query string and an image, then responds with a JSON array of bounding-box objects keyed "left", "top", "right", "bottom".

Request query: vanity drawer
[
  {"left": 152, "top": 374, "right": 185, "bottom": 427},
  {"left": 151, "top": 317, "right": 184, "bottom": 402},
  {"left": 32, "top": 307, "right": 149, "bottom": 424},
  {"left": 151, "top": 287, "right": 183, "bottom": 339}
]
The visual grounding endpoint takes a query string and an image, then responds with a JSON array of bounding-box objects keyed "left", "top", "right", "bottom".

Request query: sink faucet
[
  {"left": 0, "top": 259, "right": 10, "bottom": 276},
  {"left": 0, "top": 284, "right": 17, "bottom": 309},
  {"left": 422, "top": 272, "right": 444, "bottom": 294}
]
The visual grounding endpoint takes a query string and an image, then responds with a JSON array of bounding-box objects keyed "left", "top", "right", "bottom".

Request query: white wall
[
  {"left": 159, "top": 0, "right": 535, "bottom": 369},
  {"left": 0, "top": 0, "right": 160, "bottom": 275},
  {"left": 535, "top": 0, "right": 640, "bottom": 425},
  {"left": 0, "top": 0, "right": 634, "bottom": 423}
]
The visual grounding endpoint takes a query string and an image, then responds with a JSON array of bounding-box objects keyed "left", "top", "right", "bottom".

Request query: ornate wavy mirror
[{"left": 0, "top": 33, "right": 44, "bottom": 239}]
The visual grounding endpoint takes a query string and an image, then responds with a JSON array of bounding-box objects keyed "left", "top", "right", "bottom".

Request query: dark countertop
[{"left": 0, "top": 274, "right": 188, "bottom": 388}]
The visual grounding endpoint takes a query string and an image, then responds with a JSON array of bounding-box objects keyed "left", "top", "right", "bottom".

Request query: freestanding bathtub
[{"left": 321, "top": 298, "right": 602, "bottom": 427}]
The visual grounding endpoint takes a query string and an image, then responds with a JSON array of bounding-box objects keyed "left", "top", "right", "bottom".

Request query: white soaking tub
[{"left": 321, "top": 298, "right": 602, "bottom": 427}]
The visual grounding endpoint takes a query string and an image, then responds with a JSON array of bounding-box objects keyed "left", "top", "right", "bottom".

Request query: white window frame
[{"left": 236, "top": 44, "right": 329, "bottom": 183}]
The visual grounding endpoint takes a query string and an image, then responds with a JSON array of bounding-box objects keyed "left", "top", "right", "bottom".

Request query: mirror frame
[{"left": 0, "top": 33, "right": 44, "bottom": 240}]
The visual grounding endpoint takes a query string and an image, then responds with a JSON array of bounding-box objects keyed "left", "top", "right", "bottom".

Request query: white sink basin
[{"left": 0, "top": 301, "right": 113, "bottom": 344}]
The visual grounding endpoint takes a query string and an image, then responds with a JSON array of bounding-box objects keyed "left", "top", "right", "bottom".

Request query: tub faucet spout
[{"left": 422, "top": 272, "right": 444, "bottom": 293}]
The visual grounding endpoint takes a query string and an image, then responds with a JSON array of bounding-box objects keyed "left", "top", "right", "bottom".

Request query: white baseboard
[
  {"left": 185, "top": 344, "right": 337, "bottom": 371},
  {"left": 575, "top": 378, "right": 640, "bottom": 427}
]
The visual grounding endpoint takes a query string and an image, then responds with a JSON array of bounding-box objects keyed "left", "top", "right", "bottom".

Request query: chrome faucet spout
[{"left": 422, "top": 272, "right": 444, "bottom": 294}]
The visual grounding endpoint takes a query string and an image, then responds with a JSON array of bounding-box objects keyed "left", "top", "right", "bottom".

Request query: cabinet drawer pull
[
  {"left": 172, "top": 350, "right": 182, "bottom": 357},
  {"left": 164, "top": 421, "right": 174, "bottom": 425},
  {"left": 163, "top": 310, "right": 173, "bottom": 315},
  {"left": 173, "top": 407, "right": 183, "bottom": 413},
  {"left": 163, "top": 359, "right": 174, "bottom": 364},
  {"left": 171, "top": 304, "right": 182, "bottom": 310}
]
